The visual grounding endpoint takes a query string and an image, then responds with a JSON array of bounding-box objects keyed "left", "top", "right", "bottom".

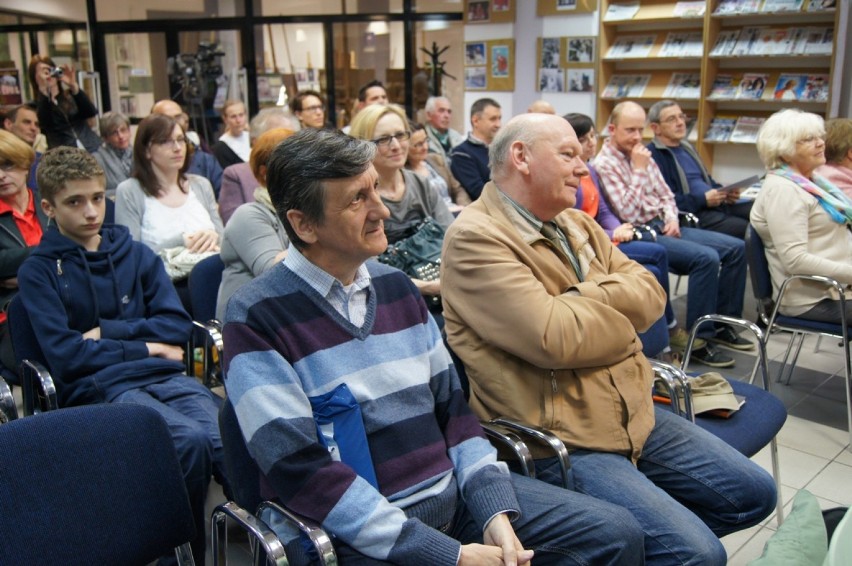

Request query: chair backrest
[
  {"left": 7, "top": 294, "right": 46, "bottom": 368},
  {"left": 744, "top": 225, "right": 775, "bottom": 322},
  {"left": 0, "top": 404, "right": 196, "bottom": 565},
  {"left": 220, "top": 397, "right": 265, "bottom": 513},
  {"left": 188, "top": 253, "right": 225, "bottom": 322}
]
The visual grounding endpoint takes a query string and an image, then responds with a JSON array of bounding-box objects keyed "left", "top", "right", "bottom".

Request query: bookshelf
[{"left": 597, "top": 0, "right": 841, "bottom": 169}]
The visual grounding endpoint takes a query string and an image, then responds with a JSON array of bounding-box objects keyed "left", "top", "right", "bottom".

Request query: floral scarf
[{"left": 772, "top": 165, "right": 852, "bottom": 226}]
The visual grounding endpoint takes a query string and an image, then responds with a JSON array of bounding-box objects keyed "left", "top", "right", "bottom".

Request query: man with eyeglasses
[
  {"left": 648, "top": 100, "right": 753, "bottom": 239},
  {"left": 450, "top": 98, "right": 502, "bottom": 201}
]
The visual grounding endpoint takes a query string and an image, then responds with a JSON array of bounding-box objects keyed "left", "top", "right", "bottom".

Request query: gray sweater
[
  {"left": 114, "top": 175, "right": 224, "bottom": 252},
  {"left": 216, "top": 202, "right": 289, "bottom": 320},
  {"left": 384, "top": 169, "right": 455, "bottom": 244}
]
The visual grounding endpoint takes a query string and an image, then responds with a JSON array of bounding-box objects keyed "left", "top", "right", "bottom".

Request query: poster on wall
[
  {"left": 536, "top": 35, "right": 597, "bottom": 92},
  {"left": 567, "top": 37, "right": 596, "bottom": 64},
  {"left": 464, "top": 39, "right": 515, "bottom": 91},
  {"left": 0, "top": 67, "right": 22, "bottom": 105},
  {"left": 464, "top": 0, "right": 516, "bottom": 24}
]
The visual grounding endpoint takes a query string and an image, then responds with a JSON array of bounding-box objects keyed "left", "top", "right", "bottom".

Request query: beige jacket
[
  {"left": 750, "top": 172, "right": 852, "bottom": 316},
  {"left": 441, "top": 182, "right": 666, "bottom": 462}
]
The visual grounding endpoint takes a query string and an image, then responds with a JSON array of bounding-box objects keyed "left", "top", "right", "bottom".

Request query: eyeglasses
[
  {"left": 372, "top": 131, "right": 411, "bottom": 148},
  {"left": 107, "top": 126, "right": 129, "bottom": 138},
  {"left": 301, "top": 104, "right": 324, "bottom": 113},
  {"left": 797, "top": 135, "right": 825, "bottom": 145},
  {"left": 0, "top": 163, "right": 19, "bottom": 172},
  {"left": 153, "top": 137, "right": 187, "bottom": 148},
  {"left": 660, "top": 113, "right": 688, "bottom": 124}
]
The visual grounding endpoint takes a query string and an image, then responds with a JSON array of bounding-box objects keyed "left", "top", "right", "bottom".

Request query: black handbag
[{"left": 378, "top": 218, "right": 444, "bottom": 309}]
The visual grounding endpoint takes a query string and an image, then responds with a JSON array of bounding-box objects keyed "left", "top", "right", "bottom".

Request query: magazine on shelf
[
  {"left": 659, "top": 32, "right": 703, "bottom": 57},
  {"left": 760, "top": 0, "right": 805, "bottom": 12},
  {"left": 806, "top": 0, "right": 837, "bottom": 12},
  {"left": 602, "top": 74, "right": 651, "bottom": 98},
  {"left": 773, "top": 74, "right": 807, "bottom": 100},
  {"left": 705, "top": 116, "right": 738, "bottom": 142},
  {"left": 803, "top": 27, "right": 832, "bottom": 55},
  {"left": 801, "top": 74, "right": 830, "bottom": 102},
  {"left": 715, "top": 0, "right": 761, "bottom": 14},
  {"left": 736, "top": 73, "right": 769, "bottom": 100},
  {"left": 788, "top": 27, "right": 810, "bottom": 54},
  {"left": 753, "top": 28, "right": 796, "bottom": 55},
  {"left": 606, "top": 35, "right": 657, "bottom": 59},
  {"left": 710, "top": 30, "right": 741, "bottom": 56},
  {"left": 732, "top": 27, "right": 764, "bottom": 55},
  {"left": 708, "top": 74, "right": 739, "bottom": 99},
  {"left": 604, "top": 1, "right": 640, "bottom": 21},
  {"left": 663, "top": 73, "right": 701, "bottom": 99},
  {"left": 729, "top": 117, "right": 766, "bottom": 144},
  {"left": 673, "top": 1, "right": 706, "bottom": 17}
]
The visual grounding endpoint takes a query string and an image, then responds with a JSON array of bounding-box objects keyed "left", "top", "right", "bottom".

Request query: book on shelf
[
  {"left": 801, "top": 74, "right": 830, "bottom": 102},
  {"left": 752, "top": 28, "right": 796, "bottom": 55},
  {"left": 659, "top": 32, "right": 703, "bottom": 57},
  {"left": 663, "top": 73, "right": 701, "bottom": 99},
  {"left": 732, "top": 27, "right": 764, "bottom": 56},
  {"left": 710, "top": 30, "right": 740, "bottom": 57},
  {"left": 803, "top": 27, "right": 833, "bottom": 55},
  {"left": 673, "top": 1, "right": 706, "bottom": 17},
  {"left": 736, "top": 73, "right": 769, "bottom": 100},
  {"left": 704, "top": 116, "right": 738, "bottom": 142},
  {"left": 605, "top": 35, "right": 657, "bottom": 59},
  {"left": 601, "top": 74, "right": 651, "bottom": 99},
  {"left": 773, "top": 74, "right": 807, "bottom": 100},
  {"left": 708, "top": 74, "right": 739, "bottom": 99},
  {"left": 715, "top": 0, "right": 761, "bottom": 14},
  {"left": 760, "top": 0, "right": 805, "bottom": 12},
  {"left": 604, "top": 1, "right": 640, "bottom": 21},
  {"left": 729, "top": 116, "right": 766, "bottom": 143},
  {"left": 806, "top": 0, "right": 837, "bottom": 12}
]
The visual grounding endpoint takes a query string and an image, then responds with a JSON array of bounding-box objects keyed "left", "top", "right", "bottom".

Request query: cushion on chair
[
  {"left": 776, "top": 315, "right": 848, "bottom": 338},
  {"left": 695, "top": 379, "right": 787, "bottom": 457},
  {"left": 749, "top": 490, "right": 827, "bottom": 566}
]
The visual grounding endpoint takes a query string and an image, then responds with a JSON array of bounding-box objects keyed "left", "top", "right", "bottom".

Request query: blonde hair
[
  {"left": 756, "top": 109, "right": 824, "bottom": 170},
  {"left": 824, "top": 118, "right": 852, "bottom": 164},
  {"left": 0, "top": 129, "right": 36, "bottom": 170},
  {"left": 348, "top": 103, "right": 408, "bottom": 141}
]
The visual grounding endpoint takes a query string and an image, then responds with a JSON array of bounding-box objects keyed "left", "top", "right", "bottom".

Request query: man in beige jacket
[{"left": 441, "top": 112, "right": 776, "bottom": 565}]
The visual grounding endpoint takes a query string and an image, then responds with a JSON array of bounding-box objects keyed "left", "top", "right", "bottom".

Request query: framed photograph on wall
[
  {"left": 465, "top": 66, "right": 487, "bottom": 89},
  {"left": 539, "top": 68, "right": 565, "bottom": 92},
  {"left": 491, "top": 45, "right": 510, "bottom": 77},
  {"left": 567, "top": 69, "right": 595, "bottom": 92},
  {"left": 465, "top": 42, "right": 486, "bottom": 66},
  {"left": 567, "top": 37, "right": 596, "bottom": 65}
]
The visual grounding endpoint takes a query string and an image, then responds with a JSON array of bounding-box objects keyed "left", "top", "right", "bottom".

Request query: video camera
[{"left": 167, "top": 41, "right": 226, "bottom": 101}]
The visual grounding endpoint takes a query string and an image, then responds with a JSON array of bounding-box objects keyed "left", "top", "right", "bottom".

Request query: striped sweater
[{"left": 223, "top": 260, "right": 517, "bottom": 565}]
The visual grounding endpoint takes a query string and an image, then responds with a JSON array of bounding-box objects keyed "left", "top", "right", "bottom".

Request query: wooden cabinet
[{"left": 597, "top": 0, "right": 841, "bottom": 169}]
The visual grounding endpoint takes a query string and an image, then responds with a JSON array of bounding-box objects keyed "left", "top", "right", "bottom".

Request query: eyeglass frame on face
[
  {"left": 0, "top": 163, "right": 20, "bottom": 173},
  {"left": 151, "top": 136, "right": 187, "bottom": 149},
  {"left": 301, "top": 104, "right": 325, "bottom": 113},
  {"left": 107, "top": 125, "right": 130, "bottom": 138},
  {"left": 372, "top": 131, "right": 411, "bottom": 148},
  {"left": 797, "top": 135, "right": 825, "bottom": 145},
  {"left": 660, "top": 113, "right": 689, "bottom": 125}
]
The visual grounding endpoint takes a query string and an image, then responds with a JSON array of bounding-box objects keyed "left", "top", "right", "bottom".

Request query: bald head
[
  {"left": 151, "top": 99, "right": 183, "bottom": 118},
  {"left": 610, "top": 101, "right": 645, "bottom": 127},
  {"left": 489, "top": 113, "right": 587, "bottom": 221},
  {"left": 527, "top": 100, "right": 556, "bottom": 115},
  {"left": 608, "top": 101, "right": 647, "bottom": 154}
]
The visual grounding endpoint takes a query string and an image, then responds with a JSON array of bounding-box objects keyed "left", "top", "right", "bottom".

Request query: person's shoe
[
  {"left": 709, "top": 325, "right": 755, "bottom": 351},
  {"left": 668, "top": 328, "right": 706, "bottom": 352},
  {"left": 690, "top": 344, "right": 735, "bottom": 368}
]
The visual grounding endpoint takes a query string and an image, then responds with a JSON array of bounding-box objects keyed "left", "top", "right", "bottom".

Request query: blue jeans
[
  {"left": 620, "top": 240, "right": 674, "bottom": 326},
  {"left": 651, "top": 225, "right": 747, "bottom": 338},
  {"left": 536, "top": 407, "right": 776, "bottom": 566},
  {"left": 114, "top": 376, "right": 225, "bottom": 565},
  {"left": 277, "top": 472, "right": 645, "bottom": 565}
]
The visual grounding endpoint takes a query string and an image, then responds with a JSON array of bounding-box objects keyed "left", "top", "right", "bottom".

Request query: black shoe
[
  {"left": 690, "top": 344, "right": 735, "bottom": 368},
  {"left": 709, "top": 326, "right": 755, "bottom": 351}
]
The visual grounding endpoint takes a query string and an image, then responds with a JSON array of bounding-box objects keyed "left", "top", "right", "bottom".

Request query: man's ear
[
  {"left": 286, "top": 209, "right": 318, "bottom": 245},
  {"left": 41, "top": 198, "right": 55, "bottom": 219},
  {"left": 3, "top": 118, "right": 12, "bottom": 132},
  {"left": 510, "top": 141, "right": 530, "bottom": 175},
  {"left": 649, "top": 122, "right": 660, "bottom": 136},
  {"left": 608, "top": 122, "right": 616, "bottom": 136}
]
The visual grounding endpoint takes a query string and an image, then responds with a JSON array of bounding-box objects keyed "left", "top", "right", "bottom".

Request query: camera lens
[{"left": 49, "top": 67, "right": 63, "bottom": 78}]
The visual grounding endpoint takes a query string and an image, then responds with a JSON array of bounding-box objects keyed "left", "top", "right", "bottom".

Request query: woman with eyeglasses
[
  {"left": 93, "top": 111, "right": 133, "bottom": 198},
  {"left": 405, "top": 122, "right": 470, "bottom": 214},
  {"left": 115, "top": 114, "right": 223, "bottom": 308},
  {"left": 349, "top": 104, "right": 454, "bottom": 312},
  {"left": 0, "top": 130, "right": 47, "bottom": 370},
  {"left": 290, "top": 90, "right": 328, "bottom": 130},
  {"left": 751, "top": 109, "right": 852, "bottom": 324}
]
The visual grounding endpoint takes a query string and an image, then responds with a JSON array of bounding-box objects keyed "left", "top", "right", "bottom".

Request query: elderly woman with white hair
[
  {"left": 750, "top": 108, "right": 852, "bottom": 323},
  {"left": 93, "top": 111, "right": 132, "bottom": 197}
]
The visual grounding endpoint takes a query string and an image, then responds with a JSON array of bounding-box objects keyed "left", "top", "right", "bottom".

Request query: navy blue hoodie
[{"left": 17, "top": 224, "right": 192, "bottom": 407}]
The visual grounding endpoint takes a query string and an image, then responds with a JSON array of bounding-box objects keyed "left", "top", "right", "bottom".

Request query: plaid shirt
[{"left": 593, "top": 140, "right": 679, "bottom": 225}]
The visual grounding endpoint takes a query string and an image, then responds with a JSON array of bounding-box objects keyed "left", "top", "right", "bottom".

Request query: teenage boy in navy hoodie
[{"left": 17, "top": 146, "right": 225, "bottom": 564}]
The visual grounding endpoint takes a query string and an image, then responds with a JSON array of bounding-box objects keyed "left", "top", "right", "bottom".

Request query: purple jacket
[
  {"left": 219, "top": 162, "right": 260, "bottom": 225},
  {"left": 574, "top": 164, "right": 624, "bottom": 238}
]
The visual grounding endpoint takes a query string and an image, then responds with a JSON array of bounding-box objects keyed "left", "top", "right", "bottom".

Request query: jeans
[
  {"left": 651, "top": 224, "right": 747, "bottom": 337},
  {"left": 275, "top": 472, "right": 645, "bottom": 565},
  {"left": 620, "top": 240, "right": 674, "bottom": 326},
  {"left": 535, "top": 407, "right": 776, "bottom": 566},
  {"left": 114, "top": 376, "right": 225, "bottom": 565}
]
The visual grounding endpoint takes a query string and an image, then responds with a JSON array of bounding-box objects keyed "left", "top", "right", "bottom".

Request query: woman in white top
[
  {"left": 212, "top": 99, "right": 250, "bottom": 169},
  {"left": 115, "top": 114, "right": 223, "bottom": 309}
]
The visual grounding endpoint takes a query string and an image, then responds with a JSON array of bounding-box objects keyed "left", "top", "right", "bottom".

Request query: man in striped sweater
[{"left": 222, "top": 128, "right": 643, "bottom": 565}]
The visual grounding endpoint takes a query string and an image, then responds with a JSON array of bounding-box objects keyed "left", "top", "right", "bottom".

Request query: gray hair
[
  {"left": 425, "top": 96, "right": 449, "bottom": 115},
  {"left": 250, "top": 107, "right": 298, "bottom": 140},
  {"left": 756, "top": 109, "right": 825, "bottom": 170},
  {"left": 647, "top": 100, "right": 679, "bottom": 125},
  {"left": 266, "top": 128, "right": 377, "bottom": 250},
  {"left": 489, "top": 115, "right": 541, "bottom": 175},
  {"left": 99, "top": 111, "right": 130, "bottom": 139}
]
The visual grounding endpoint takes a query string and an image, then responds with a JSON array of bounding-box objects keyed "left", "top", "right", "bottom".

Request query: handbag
[
  {"left": 158, "top": 246, "right": 218, "bottom": 281},
  {"left": 378, "top": 217, "right": 444, "bottom": 309}
]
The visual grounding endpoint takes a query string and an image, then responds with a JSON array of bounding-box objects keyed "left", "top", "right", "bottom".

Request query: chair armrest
[
  {"left": 190, "top": 320, "right": 224, "bottom": 389},
  {"left": 211, "top": 501, "right": 288, "bottom": 566},
  {"left": 257, "top": 501, "right": 337, "bottom": 566},
  {"left": 772, "top": 274, "right": 849, "bottom": 335},
  {"left": 20, "top": 359, "right": 58, "bottom": 416},
  {"left": 648, "top": 359, "right": 693, "bottom": 420},
  {"left": 480, "top": 421, "right": 535, "bottom": 478},
  {"left": 489, "top": 417, "right": 572, "bottom": 489},
  {"left": 0, "top": 377, "right": 17, "bottom": 422}
]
